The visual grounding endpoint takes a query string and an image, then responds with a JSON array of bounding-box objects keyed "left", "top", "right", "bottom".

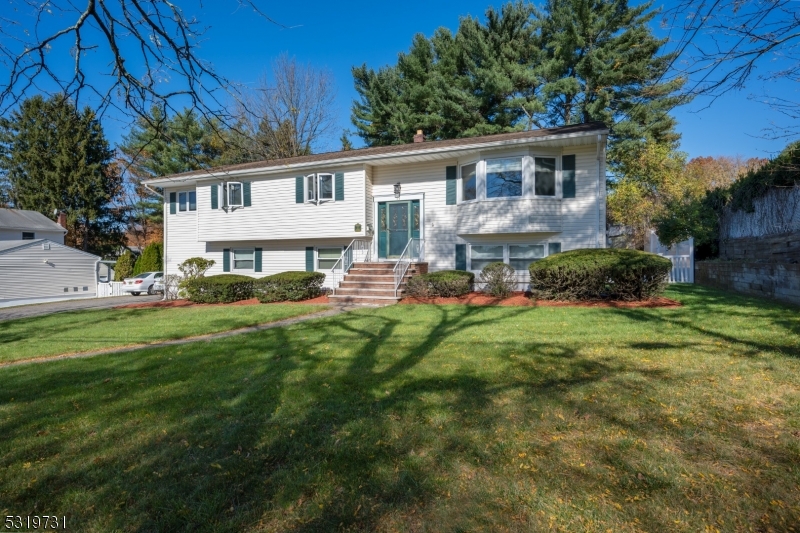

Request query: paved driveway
[{"left": 0, "top": 295, "right": 162, "bottom": 321}]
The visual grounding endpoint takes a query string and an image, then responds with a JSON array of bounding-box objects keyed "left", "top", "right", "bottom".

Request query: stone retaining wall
[
  {"left": 720, "top": 232, "right": 800, "bottom": 263},
  {"left": 695, "top": 261, "right": 800, "bottom": 306}
]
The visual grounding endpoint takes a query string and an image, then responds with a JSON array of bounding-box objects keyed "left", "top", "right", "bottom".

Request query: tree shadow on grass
[{"left": 1, "top": 302, "right": 798, "bottom": 531}]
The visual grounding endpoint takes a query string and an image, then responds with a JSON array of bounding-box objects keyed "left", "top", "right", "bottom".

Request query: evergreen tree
[
  {"left": 133, "top": 242, "right": 163, "bottom": 275},
  {"left": 114, "top": 249, "right": 136, "bottom": 281},
  {"left": 0, "top": 94, "right": 124, "bottom": 257}
]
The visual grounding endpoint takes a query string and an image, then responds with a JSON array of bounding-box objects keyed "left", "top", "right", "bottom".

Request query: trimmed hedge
[
  {"left": 406, "top": 270, "right": 475, "bottom": 298},
  {"left": 529, "top": 249, "right": 672, "bottom": 301},
  {"left": 254, "top": 271, "right": 326, "bottom": 303},
  {"left": 184, "top": 274, "right": 255, "bottom": 304}
]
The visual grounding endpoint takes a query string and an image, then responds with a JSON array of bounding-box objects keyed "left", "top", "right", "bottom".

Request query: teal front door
[{"left": 378, "top": 200, "right": 420, "bottom": 259}]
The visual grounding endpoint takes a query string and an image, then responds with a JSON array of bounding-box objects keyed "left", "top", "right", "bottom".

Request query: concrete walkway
[
  {"left": 0, "top": 303, "right": 368, "bottom": 369},
  {"left": 0, "top": 294, "right": 162, "bottom": 321}
]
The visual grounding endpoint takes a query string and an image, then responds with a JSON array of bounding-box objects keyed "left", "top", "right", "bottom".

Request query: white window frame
[
  {"left": 459, "top": 161, "right": 479, "bottom": 203},
  {"left": 468, "top": 242, "right": 563, "bottom": 272},
  {"left": 232, "top": 248, "right": 255, "bottom": 271},
  {"left": 227, "top": 182, "right": 243, "bottom": 208},
  {"left": 484, "top": 157, "right": 524, "bottom": 199},
  {"left": 305, "top": 173, "right": 336, "bottom": 204},
  {"left": 177, "top": 190, "right": 197, "bottom": 213},
  {"left": 317, "top": 246, "right": 343, "bottom": 271},
  {"left": 533, "top": 156, "right": 558, "bottom": 198}
]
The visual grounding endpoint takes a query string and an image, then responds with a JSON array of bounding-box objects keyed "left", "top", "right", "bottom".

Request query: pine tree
[{"left": 0, "top": 94, "right": 124, "bottom": 257}]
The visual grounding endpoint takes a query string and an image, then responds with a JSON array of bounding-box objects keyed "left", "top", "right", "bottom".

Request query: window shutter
[
  {"left": 295, "top": 176, "right": 304, "bottom": 203},
  {"left": 169, "top": 192, "right": 177, "bottom": 214},
  {"left": 455, "top": 244, "right": 467, "bottom": 271},
  {"left": 305, "top": 247, "right": 314, "bottom": 272},
  {"left": 254, "top": 247, "right": 262, "bottom": 272},
  {"left": 243, "top": 181, "right": 252, "bottom": 207},
  {"left": 562, "top": 155, "right": 576, "bottom": 199},
  {"left": 223, "top": 248, "right": 231, "bottom": 272},
  {"left": 211, "top": 184, "right": 219, "bottom": 209},
  {"left": 335, "top": 172, "right": 344, "bottom": 201},
  {"left": 446, "top": 166, "right": 457, "bottom": 205}
]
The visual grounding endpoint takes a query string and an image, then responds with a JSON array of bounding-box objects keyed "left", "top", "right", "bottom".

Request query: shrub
[
  {"left": 406, "top": 270, "right": 474, "bottom": 298},
  {"left": 254, "top": 271, "right": 326, "bottom": 303},
  {"left": 529, "top": 248, "right": 672, "bottom": 301},
  {"left": 184, "top": 274, "right": 255, "bottom": 304},
  {"left": 479, "top": 262, "right": 516, "bottom": 297},
  {"left": 114, "top": 249, "right": 136, "bottom": 281},
  {"left": 133, "top": 242, "right": 163, "bottom": 275},
  {"left": 178, "top": 257, "right": 215, "bottom": 279}
]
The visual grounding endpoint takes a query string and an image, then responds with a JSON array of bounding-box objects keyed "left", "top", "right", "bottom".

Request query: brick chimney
[
  {"left": 57, "top": 211, "right": 67, "bottom": 229},
  {"left": 413, "top": 129, "right": 424, "bottom": 143}
]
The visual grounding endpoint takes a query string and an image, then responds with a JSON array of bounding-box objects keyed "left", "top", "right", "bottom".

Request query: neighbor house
[
  {"left": 0, "top": 208, "right": 102, "bottom": 306},
  {"left": 145, "top": 122, "right": 608, "bottom": 303}
]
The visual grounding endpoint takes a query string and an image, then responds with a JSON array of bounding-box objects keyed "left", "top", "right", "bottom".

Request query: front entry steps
[{"left": 329, "top": 262, "right": 428, "bottom": 305}]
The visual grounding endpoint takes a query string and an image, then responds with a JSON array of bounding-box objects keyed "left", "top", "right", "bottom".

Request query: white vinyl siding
[
  {"left": 197, "top": 168, "right": 366, "bottom": 242},
  {"left": 0, "top": 229, "right": 65, "bottom": 244}
]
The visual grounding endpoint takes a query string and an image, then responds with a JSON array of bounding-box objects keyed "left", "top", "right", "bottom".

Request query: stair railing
[
  {"left": 330, "top": 238, "right": 372, "bottom": 294},
  {"left": 393, "top": 238, "right": 424, "bottom": 297}
]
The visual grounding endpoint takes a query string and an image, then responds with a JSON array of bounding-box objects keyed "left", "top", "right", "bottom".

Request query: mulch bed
[
  {"left": 399, "top": 292, "right": 681, "bottom": 308},
  {"left": 114, "top": 295, "right": 331, "bottom": 309}
]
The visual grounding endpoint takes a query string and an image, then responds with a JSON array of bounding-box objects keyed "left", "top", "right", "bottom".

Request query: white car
[{"left": 122, "top": 271, "right": 164, "bottom": 296}]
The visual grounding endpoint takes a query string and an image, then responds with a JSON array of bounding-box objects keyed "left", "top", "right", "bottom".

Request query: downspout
[
  {"left": 596, "top": 134, "right": 606, "bottom": 248},
  {"left": 160, "top": 187, "right": 168, "bottom": 300}
]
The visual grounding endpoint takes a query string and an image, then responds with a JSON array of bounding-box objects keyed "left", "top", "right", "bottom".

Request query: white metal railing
[
  {"left": 393, "top": 238, "right": 424, "bottom": 296},
  {"left": 330, "top": 238, "right": 373, "bottom": 293},
  {"left": 97, "top": 281, "right": 125, "bottom": 297},
  {"left": 666, "top": 255, "right": 693, "bottom": 283}
]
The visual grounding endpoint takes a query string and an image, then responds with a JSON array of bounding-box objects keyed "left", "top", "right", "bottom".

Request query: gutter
[
  {"left": 144, "top": 183, "right": 164, "bottom": 198},
  {"left": 143, "top": 129, "right": 609, "bottom": 187}
]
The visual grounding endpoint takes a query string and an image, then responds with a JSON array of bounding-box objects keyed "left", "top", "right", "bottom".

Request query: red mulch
[
  {"left": 114, "top": 295, "right": 330, "bottom": 309},
  {"left": 399, "top": 292, "right": 681, "bottom": 308}
]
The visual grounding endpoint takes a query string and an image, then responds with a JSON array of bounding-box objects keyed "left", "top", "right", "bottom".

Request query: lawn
[
  {"left": 0, "top": 285, "right": 799, "bottom": 532},
  {"left": 0, "top": 304, "right": 327, "bottom": 363}
]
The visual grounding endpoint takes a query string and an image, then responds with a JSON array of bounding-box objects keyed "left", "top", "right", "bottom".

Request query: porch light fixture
[{"left": 394, "top": 182, "right": 401, "bottom": 198}]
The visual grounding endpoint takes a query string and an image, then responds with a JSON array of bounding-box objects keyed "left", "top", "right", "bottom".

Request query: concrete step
[
  {"left": 338, "top": 280, "right": 397, "bottom": 289},
  {"left": 352, "top": 262, "right": 397, "bottom": 270},
  {"left": 329, "top": 294, "right": 401, "bottom": 305},
  {"left": 342, "top": 274, "right": 415, "bottom": 283},
  {"left": 334, "top": 287, "right": 406, "bottom": 297},
  {"left": 348, "top": 267, "right": 423, "bottom": 276}
]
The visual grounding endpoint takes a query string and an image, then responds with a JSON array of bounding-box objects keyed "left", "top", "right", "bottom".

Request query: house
[
  {"left": 0, "top": 208, "right": 102, "bottom": 306},
  {"left": 0, "top": 208, "right": 67, "bottom": 243},
  {"left": 145, "top": 122, "right": 608, "bottom": 303}
]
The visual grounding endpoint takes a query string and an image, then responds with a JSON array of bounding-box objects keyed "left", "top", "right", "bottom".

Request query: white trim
[
  {"left": 227, "top": 181, "right": 244, "bottom": 208},
  {"left": 372, "top": 194, "right": 425, "bottom": 261},
  {"left": 316, "top": 246, "right": 343, "bottom": 271},
  {"left": 143, "top": 129, "right": 609, "bottom": 186},
  {"left": 467, "top": 241, "right": 562, "bottom": 272},
  {"left": 231, "top": 248, "right": 255, "bottom": 272}
]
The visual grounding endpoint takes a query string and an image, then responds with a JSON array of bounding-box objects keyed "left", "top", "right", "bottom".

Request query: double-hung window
[
  {"left": 306, "top": 173, "right": 334, "bottom": 203},
  {"left": 534, "top": 157, "right": 556, "bottom": 197},
  {"left": 233, "top": 249, "right": 254, "bottom": 270},
  {"left": 317, "top": 247, "right": 342, "bottom": 270},
  {"left": 461, "top": 163, "right": 477, "bottom": 201},
  {"left": 178, "top": 191, "right": 197, "bottom": 212},
  {"left": 227, "top": 182, "right": 243, "bottom": 207},
  {"left": 486, "top": 158, "right": 523, "bottom": 198}
]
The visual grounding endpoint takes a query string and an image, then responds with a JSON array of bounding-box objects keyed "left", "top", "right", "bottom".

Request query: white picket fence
[
  {"left": 666, "top": 255, "right": 693, "bottom": 283},
  {"left": 97, "top": 282, "right": 125, "bottom": 297}
]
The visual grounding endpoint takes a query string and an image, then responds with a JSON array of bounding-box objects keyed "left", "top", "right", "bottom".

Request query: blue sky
[{"left": 4, "top": 0, "right": 796, "bottom": 160}]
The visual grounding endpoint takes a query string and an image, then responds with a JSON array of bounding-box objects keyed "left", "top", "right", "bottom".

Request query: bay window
[
  {"left": 486, "top": 158, "right": 523, "bottom": 198},
  {"left": 461, "top": 162, "right": 477, "bottom": 201},
  {"left": 534, "top": 157, "right": 556, "bottom": 196}
]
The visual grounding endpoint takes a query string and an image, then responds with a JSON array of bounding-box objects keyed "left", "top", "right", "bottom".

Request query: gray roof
[
  {"left": 0, "top": 239, "right": 100, "bottom": 258},
  {"left": 0, "top": 208, "right": 66, "bottom": 232},
  {"left": 145, "top": 121, "right": 609, "bottom": 185}
]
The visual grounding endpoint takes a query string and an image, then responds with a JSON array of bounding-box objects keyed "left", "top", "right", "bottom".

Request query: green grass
[
  {"left": 0, "top": 304, "right": 326, "bottom": 363},
  {"left": 1, "top": 285, "right": 799, "bottom": 532}
]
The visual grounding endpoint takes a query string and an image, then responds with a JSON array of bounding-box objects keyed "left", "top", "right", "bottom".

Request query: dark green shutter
[
  {"left": 223, "top": 249, "right": 231, "bottom": 272},
  {"left": 548, "top": 242, "right": 562, "bottom": 255},
  {"left": 211, "top": 184, "right": 218, "bottom": 209},
  {"left": 446, "top": 166, "right": 457, "bottom": 205},
  {"left": 562, "top": 155, "right": 576, "bottom": 199},
  {"left": 305, "top": 247, "right": 314, "bottom": 272},
  {"left": 169, "top": 192, "right": 176, "bottom": 214},
  {"left": 295, "top": 176, "right": 304, "bottom": 203},
  {"left": 335, "top": 172, "right": 344, "bottom": 201},
  {"left": 243, "top": 181, "right": 252, "bottom": 207},
  {"left": 254, "top": 247, "right": 262, "bottom": 272},
  {"left": 455, "top": 244, "right": 467, "bottom": 271}
]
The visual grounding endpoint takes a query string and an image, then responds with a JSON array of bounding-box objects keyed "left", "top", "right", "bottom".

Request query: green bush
[
  {"left": 184, "top": 274, "right": 255, "bottom": 304},
  {"left": 529, "top": 248, "right": 672, "bottom": 301},
  {"left": 479, "top": 262, "right": 516, "bottom": 298},
  {"left": 406, "top": 270, "right": 474, "bottom": 298},
  {"left": 254, "top": 271, "right": 326, "bottom": 303},
  {"left": 114, "top": 249, "right": 136, "bottom": 281},
  {"left": 133, "top": 242, "right": 163, "bottom": 275}
]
